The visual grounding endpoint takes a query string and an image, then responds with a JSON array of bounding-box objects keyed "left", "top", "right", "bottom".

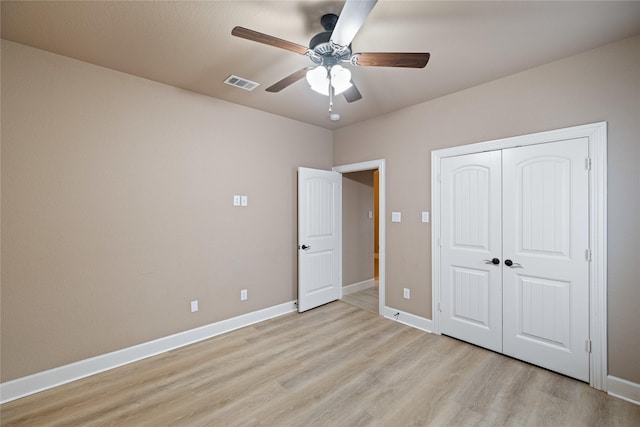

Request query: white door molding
[
  {"left": 334, "top": 159, "right": 386, "bottom": 315},
  {"left": 431, "top": 122, "right": 607, "bottom": 390}
]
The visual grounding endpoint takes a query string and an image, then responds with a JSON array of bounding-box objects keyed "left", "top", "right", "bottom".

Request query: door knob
[
  {"left": 504, "top": 259, "right": 522, "bottom": 267},
  {"left": 300, "top": 244, "right": 311, "bottom": 250},
  {"left": 484, "top": 258, "right": 500, "bottom": 265}
]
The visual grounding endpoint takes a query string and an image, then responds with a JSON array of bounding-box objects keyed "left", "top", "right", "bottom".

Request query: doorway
[
  {"left": 341, "top": 169, "right": 377, "bottom": 314},
  {"left": 334, "top": 160, "right": 386, "bottom": 315}
]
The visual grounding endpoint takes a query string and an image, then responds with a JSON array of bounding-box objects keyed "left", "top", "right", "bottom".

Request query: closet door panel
[
  {"left": 502, "top": 138, "right": 590, "bottom": 382},
  {"left": 440, "top": 151, "right": 502, "bottom": 352}
]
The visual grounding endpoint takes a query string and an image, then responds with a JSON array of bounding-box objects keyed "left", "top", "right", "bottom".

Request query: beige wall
[
  {"left": 334, "top": 35, "right": 640, "bottom": 383},
  {"left": 0, "top": 41, "right": 333, "bottom": 381},
  {"left": 2, "top": 34, "right": 639, "bottom": 387},
  {"left": 342, "top": 171, "right": 375, "bottom": 286}
]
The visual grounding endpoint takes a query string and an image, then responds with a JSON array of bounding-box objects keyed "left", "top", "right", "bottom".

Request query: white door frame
[
  {"left": 431, "top": 122, "right": 607, "bottom": 390},
  {"left": 334, "top": 159, "right": 386, "bottom": 315}
]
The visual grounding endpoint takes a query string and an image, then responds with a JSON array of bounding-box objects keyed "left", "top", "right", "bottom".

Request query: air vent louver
[{"left": 224, "top": 75, "right": 260, "bottom": 91}]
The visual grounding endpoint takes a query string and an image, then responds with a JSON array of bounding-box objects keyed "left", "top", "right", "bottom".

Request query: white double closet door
[{"left": 440, "top": 138, "right": 590, "bottom": 382}]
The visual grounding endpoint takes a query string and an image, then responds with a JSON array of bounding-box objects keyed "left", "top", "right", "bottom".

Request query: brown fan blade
[
  {"left": 266, "top": 68, "right": 312, "bottom": 93},
  {"left": 343, "top": 83, "right": 362, "bottom": 103},
  {"left": 352, "top": 52, "right": 430, "bottom": 68},
  {"left": 232, "top": 26, "right": 309, "bottom": 55}
]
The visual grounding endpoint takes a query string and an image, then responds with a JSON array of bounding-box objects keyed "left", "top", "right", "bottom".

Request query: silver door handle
[{"left": 504, "top": 259, "right": 523, "bottom": 268}]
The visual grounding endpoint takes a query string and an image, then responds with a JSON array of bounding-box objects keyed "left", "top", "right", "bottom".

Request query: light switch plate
[
  {"left": 241, "top": 195, "right": 248, "bottom": 206},
  {"left": 391, "top": 212, "right": 402, "bottom": 222},
  {"left": 233, "top": 195, "right": 241, "bottom": 206},
  {"left": 422, "top": 211, "right": 430, "bottom": 223}
]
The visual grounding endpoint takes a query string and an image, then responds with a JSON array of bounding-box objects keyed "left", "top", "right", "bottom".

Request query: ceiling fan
[{"left": 231, "top": 0, "right": 430, "bottom": 119}]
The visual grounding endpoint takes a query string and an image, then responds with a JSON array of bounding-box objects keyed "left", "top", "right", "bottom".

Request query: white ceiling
[{"left": 3, "top": 1, "right": 640, "bottom": 130}]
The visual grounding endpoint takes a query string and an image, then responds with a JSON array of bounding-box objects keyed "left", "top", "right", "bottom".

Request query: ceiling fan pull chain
[{"left": 328, "top": 76, "right": 334, "bottom": 114}]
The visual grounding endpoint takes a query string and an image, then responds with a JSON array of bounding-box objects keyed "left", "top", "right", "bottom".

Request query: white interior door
[
  {"left": 440, "top": 151, "right": 503, "bottom": 352},
  {"left": 297, "top": 167, "right": 342, "bottom": 312},
  {"left": 439, "top": 139, "right": 590, "bottom": 382},
  {"left": 502, "top": 138, "right": 590, "bottom": 381}
]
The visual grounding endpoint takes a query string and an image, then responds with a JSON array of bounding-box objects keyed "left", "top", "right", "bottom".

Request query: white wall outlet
[
  {"left": 240, "top": 195, "right": 248, "bottom": 206},
  {"left": 240, "top": 289, "right": 248, "bottom": 301},
  {"left": 190, "top": 300, "right": 199, "bottom": 312},
  {"left": 233, "top": 195, "right": 241, "bottom": 206},
  {"left": 403, "top": 288, "right": 410, "bottom": 299},
  {"left": 391, "top": 212, "right": 402, "bottom": 222},
  {"left": 368, "top": 210, "right": 373, "bottom": 219},
  {"left": 422, "top": 211, "right": 430, "bottom": 223}
]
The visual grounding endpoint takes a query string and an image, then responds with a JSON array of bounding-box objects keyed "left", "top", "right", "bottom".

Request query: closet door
[
  {"left": 502, "top": 138, "right": 590, "bottom": 381},
  {"left": 440, "top": 151, "right": 503, "bottom": 352}
]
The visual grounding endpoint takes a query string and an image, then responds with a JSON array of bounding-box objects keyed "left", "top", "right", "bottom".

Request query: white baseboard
[
  {"left": 383, "top": 306, "right": 433, "bottom": 333},
  {"left": 607, "top": 375, "right": 640, "bottom": 405},
  {"left": 342, "top": 278, "right": 376, "bottom": 295},
  {"left": 0, "top": 301, "right": 297, "bottom": 404}
]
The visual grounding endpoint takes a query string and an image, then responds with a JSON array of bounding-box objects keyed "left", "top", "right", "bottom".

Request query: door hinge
[
  {"left": 585, "top": 339, "right": 592, "bottom": 353},
  {"left": 437, "top": 302, "right": 442, "bottom": 312},
  {"left": 585, "top": 157, "right": 592, "bottom": 170},
  {"left": 585, "top": 249, "right": 592, "bottom": 262}
]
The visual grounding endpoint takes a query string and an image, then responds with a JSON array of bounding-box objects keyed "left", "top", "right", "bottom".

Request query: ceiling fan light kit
[
  {"left": 306, "top": 65, "right": 353, "bottom": 96},
  {"left": 231, "top": 0, "right": 430, "bottom": 120}
]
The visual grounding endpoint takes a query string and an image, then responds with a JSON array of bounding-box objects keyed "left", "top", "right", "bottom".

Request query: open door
[{"left": 297, "top": 167, "right": 342, "bottom": 312}]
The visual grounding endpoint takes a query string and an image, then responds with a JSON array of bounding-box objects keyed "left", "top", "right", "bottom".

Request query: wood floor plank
[
  {"left": 341, "top": 287, "right": 378, "bottom": 314},
  {"left": 2, "top": 301, "right": 638, "bottom": 426}
]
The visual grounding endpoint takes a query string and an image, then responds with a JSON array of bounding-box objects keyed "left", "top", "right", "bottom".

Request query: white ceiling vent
[{"left": 224, "top": 75, "right": 260, "bottom": 91}]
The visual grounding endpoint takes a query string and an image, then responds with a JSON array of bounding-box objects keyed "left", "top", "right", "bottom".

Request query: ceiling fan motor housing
[{"left": 309, "top": 14, "right": 352, "bottom": 66}]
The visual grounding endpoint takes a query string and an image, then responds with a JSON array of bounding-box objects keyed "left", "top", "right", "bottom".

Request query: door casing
[
  {"left": 334, "top": 159, "right": 386, "bottom": 315},
  {"left": 432, "top": 122, "right": 607, "bottom": 391}
]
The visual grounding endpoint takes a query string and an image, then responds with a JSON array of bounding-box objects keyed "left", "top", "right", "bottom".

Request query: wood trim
[
  {"left": 383, "top": 306, "right": 433, "bottom": 333},
  {"left": 589, "top": 122, "right": 608, "bottom": 391},
  {"left": 431, "top": 121, "right": 607, "bottom": 390},
  {"left": 0, "top": 301, "right": 297, "bottom": 404},
  {"left": 333, "top": 159, "right": 386, "bottom": 316},
  {"left": 607, "top": 375, "right": 640, "bottom": 406},
  {"left": 343, "top": 278, "right": 376, "bottom": 295}
]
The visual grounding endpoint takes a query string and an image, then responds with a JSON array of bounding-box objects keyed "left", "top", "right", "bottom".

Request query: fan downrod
[{"left": 320, "top": 13, "right": 338, "bottom": 31}]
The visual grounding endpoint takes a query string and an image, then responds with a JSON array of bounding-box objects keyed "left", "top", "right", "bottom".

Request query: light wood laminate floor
[
  {"left": 2, "top": 301, "right": 638, "bottom": 426},
  {"left": 341, "top": 287, "right": 378, "bottom": 314}
]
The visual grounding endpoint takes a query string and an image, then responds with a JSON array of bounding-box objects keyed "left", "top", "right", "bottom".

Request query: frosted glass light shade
[
  {"left": 306, "top": 65, "right": 353, "bottom": 96},
  {"left": 330, "top": 65, "right": 353, "bottom": 95},
  {"left": 306, "top": 66, "right": 330, "bottom": 95}
]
